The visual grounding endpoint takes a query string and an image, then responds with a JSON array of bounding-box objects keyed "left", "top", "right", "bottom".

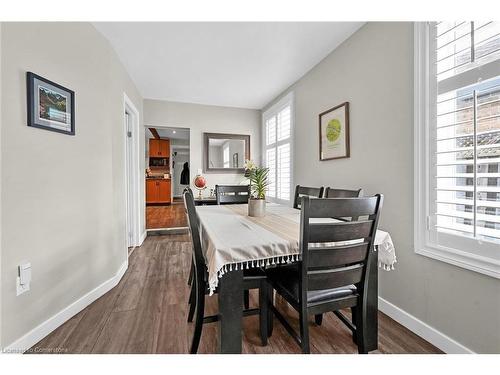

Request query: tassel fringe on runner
[
  {"left": 209, "top": 241, "right": 397, "bottom": 294},
  {"left": 209, "top": 253, "right": 301, "bottom": 294}
]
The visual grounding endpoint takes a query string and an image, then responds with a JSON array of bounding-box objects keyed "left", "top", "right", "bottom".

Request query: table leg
[
  {"left": 218, "top": 269, "right": 243, "bottom": 353},
  {"left": 364, "top": 247, "right": 378, "bottom": 352}
]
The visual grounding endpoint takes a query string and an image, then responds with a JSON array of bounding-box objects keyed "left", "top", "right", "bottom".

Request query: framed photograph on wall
[
  {"left": 319, "top": 102, "right": 350, "bottom": 160},
  {"left": 27, "top": 72, "right": 75, "bottom": 135}
]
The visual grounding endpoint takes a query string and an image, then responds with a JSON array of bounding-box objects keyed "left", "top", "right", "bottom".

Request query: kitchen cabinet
[
  {"left": 149, "top": 139, "right": 170, "bottom": 157},
  {"left": 146, "top": 179, "right": 171, "bottom": 204},
  {"left": 158, "top": 180, "right": 171, "bottom": 202}
]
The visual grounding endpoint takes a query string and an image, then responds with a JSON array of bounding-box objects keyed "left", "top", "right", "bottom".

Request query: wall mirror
[{"left": 204, "top": 133, "right": 250, "bottom": 173}]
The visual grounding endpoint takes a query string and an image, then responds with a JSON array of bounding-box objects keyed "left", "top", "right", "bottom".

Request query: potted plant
[{"left": 245, "top": 160, "right": 269, "bottom": 217}]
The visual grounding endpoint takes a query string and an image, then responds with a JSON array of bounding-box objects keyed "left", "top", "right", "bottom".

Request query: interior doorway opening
[{"left": 145, "top": 126, "right": 190, "bottom": 230}]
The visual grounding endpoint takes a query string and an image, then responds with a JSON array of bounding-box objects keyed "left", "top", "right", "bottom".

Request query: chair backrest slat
[
  {"left": 293, "top": 185, "right": 324, "bottom": 209},
  {"left": 299, "top": 195, "right": 383, "bottom": 300},
  {"left": 323, "top": 187, "right": 363, "bottom": 198},
  {"left": 307, "top": 265, "right": 364, "bottom": 291},
  {"left": 307, "top": 197, "right": 378, "bottom": 218},
  {"left": 308, "top": 242, "right": 369, "bottom": 268},
  {"left": 308, "top": 221, "right": 374, "bottom": 243},
  {"left": 215, "top": 185, "right": 250, "bottom": 205}
]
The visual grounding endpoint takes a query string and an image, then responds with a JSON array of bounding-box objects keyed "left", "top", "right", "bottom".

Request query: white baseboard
[
  {"left": 378, "top": 297, "right": 474, "bottom": 354},
  {"left": 4, "top": 260, "right": 128, "bottom": 354},
  {"left": 138, "top": 231, "right": 147, "bottom": 246}
]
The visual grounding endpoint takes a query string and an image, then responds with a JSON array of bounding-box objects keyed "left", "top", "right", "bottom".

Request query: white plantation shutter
[
  {"left": 223, "top": 144, "right": 230, "bottom": 168},
  {"left": 436, "top": 22, "right": 500, "bottom": 82},
  {"left": 277, "top": 143, "right": 291, "bottom": 200},
  {"left": 415, "top": 22, "right": 500, "bottom": 277},
  {"left": 433, "top": 21, "right": 500, "bottom": 244},
  {"left": 266, "top": 148, "right": 276, "bottom": 198},
  {"left": 435, "top": 79, "right": 500, "bottom": 243},
  {"left": 266, "top": 117, "right": 276, "bottom": 145},
  {"left": 263, "top": 93, "right": 294, "bottom": 203},
  {"left": 277, "top": 106, "right": 291, "bottom": 141}
]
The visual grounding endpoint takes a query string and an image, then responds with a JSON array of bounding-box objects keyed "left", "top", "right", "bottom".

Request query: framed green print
[{"left": 319, "top": 102, "right": 350, "bottom": 161}]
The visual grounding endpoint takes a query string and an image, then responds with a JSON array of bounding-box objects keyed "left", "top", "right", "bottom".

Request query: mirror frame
[{"left": 203, "top": 132, "right": 250, "bottom": 173}]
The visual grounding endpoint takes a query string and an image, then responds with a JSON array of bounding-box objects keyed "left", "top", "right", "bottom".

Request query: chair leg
[
  {"left": 187, "top": 282, "right": 196, "bottom": 322},
  {"left": 299, "top": 309, "right": 310, "bottom": 354},
  {"left": 351, "top": 307, "right": 358, "bottom": 344},
  {"left": 244, "top": 290, "right": 250, "bottom": 309},
  {"left": 190, "top": 282, "right": 206, "bottom": 354},
  {"left": 258, "top": 282, "right": 268, "bottom": 346},
  {"left": 187, "top": 260, "right": 194, "bottom": 286},
  {"left": 267, "top": 287, "right": 274, "bottom": 337},
  {"left": 314, "top": 314, "right": 323, "bottom": 326},
  {"left": 353, "top": 304, "right": 367, "bottom": 354}
]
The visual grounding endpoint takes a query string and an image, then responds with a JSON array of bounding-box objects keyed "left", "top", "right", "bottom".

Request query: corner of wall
[{"left": 0, "top": 21, "right": 4, "bottom": 350}]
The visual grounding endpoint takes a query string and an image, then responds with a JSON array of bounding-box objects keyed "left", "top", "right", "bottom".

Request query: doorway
[
  {"left": 124, "top": 94, "right": 141, "bottom": 250},
  {"left": 145, "top": 126, "right": 190, "bottom": 230}
]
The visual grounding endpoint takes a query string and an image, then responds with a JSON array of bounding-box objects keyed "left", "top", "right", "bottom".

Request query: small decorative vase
[{"left": 248, "top": 198, "right": 266, "bottom": 217}]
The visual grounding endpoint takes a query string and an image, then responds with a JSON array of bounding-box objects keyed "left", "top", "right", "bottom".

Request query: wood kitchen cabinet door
[
  {"left": 149, "top": 139, "right": 160, "bottom": 157},
  {"left": 160, "top": 139, "right": 170, "bottom": 157},
  {"left": 158, "top": 180, "right": 171, "bottom": 203},
  {"left": 149, "top": 139, "right": 170, "bottom": 157},
  {"left": 146, "top": 179, "right": 159, "bottom": 203}
]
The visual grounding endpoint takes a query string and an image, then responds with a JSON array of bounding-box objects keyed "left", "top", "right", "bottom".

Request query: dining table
[{"left": 196, "top": 202, "right": 396, "bottom": 353}]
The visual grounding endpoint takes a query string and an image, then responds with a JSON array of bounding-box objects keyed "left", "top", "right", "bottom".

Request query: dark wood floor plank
[
  {"left": 30, "top": 311, "right": 85, "bottom": 353},
  {"left": 91, "top": 309, "right": 137, "bottom": 354},
  {"left": 57, "top": 273, "right": 128, "bottom": 353},
  {"left": 30, "top": 234, "right": 443, "bottom": 354}
]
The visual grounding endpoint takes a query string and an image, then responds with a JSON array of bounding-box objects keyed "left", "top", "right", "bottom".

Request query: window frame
[
  {"left": 414, "top": 22, "right": 500, "bottom": 278},
  {"left": 262, "top": 92, "right": 294, "bottom": 205}
]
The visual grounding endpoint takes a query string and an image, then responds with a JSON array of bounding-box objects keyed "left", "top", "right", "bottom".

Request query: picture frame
[
  {"left": 319, "top": 102, "right": 350, "bottom": 161},
  {"left": 27, "top": 72, "right": 75, "bottom": 135}
]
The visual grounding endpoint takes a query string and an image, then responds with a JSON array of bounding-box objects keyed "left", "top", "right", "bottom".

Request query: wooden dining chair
[
  {"left": 322, "top": 187, "right": 364, "bottom": 224},
  {"left": 183, "top": 186, "right": 194, "bottom": 196},
  {"left": 215, "top": 184, "right": 250, "bottom": 205},
  {"left": 266, "top": 195, "right": 383, "bottom": 353},
  {"left": 183, "top": 187, "right": 196, "bottom": 287},
  {"left": 293, "top": 185, "right": 324, "bottom": 209},
  {"left": 214, "top": 184, "right": 252, "bottom": 308},
  {"left": 183, "top": 191, "right": 270, "bottom": 353},
  {"left": 323, "top": 187, "right": 363, "bottom": 198}
]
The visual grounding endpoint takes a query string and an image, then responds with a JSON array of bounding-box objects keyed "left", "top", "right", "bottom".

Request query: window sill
[{"left": 415, "top": 243, "right": 500, "bottom": 279}]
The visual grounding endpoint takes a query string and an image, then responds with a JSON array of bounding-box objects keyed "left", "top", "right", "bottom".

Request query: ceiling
[
  {"left": 94, "top": 22, "right": 364, "bottom": 109},
  {"left": 148, "top": 127, "right": 190, "bottom": 140}
]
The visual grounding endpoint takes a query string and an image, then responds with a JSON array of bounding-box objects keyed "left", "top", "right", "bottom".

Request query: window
[
  {"left": 263, "top": 93, "right": 294, "bottom": 203},
  {"left": 415, "top": 22, "right": 500, "bottom": 278},
  {"left": 223, "top": 143, "right": 230, "bottom": 168}
]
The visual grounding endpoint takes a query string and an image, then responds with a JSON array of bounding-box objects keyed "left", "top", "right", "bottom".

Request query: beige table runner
[{"left": 196, "top": 203, "right": 396, "bottom": 294}]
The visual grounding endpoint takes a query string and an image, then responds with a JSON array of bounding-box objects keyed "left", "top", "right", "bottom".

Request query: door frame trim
[{"left": 124, "top": 93, "right": 141, "bottom": 248}]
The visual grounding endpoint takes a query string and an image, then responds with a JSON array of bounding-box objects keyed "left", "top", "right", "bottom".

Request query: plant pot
[{"left": 248, "top": 198, "right": 266, "bottom": 217}]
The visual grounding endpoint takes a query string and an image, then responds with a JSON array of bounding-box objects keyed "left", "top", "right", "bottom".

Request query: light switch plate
[
  {"left": 16, "top": 276, "right": 30, "bottom": 296},
  {"left": 16, "top": 262, "right": 31, "bottom": 296}
]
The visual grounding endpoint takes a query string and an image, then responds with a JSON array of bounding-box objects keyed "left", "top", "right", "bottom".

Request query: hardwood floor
[
  {"left": 146, "top": 199, "right": 187, "bottom": 229},
  {"left": 31, "top": 234, "right": 442, "bottom": 354}
]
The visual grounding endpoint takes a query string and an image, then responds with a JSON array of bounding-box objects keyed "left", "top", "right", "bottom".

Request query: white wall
[
  {"left": 1, "top": 22, "right": 143, "bottom": 348},
  {"left": 144, "top": 100, "right": 261, "bottom": 192},
  {"left": 263, "top": 22, "right": 500, "bottom": 353},
  {"left": 0, "top": 22, "right": 3, "bottom": 349}
]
